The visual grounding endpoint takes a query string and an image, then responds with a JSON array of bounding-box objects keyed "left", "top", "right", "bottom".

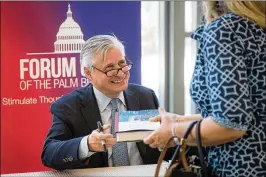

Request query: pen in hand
[{"left": 97, "top": 121, "right": 107, "bottom": 152}]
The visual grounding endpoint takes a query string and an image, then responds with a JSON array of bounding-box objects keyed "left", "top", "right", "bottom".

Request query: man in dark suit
[{"left": 41, "top": 34, "right": 171, "bottom": 170}]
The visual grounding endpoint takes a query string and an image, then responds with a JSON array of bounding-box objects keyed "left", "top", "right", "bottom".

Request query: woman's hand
[
  {"left": 149, "top": 111, "right": 179, "bottom": 123},
  {"left": 149, "top": 111, "right": 202, "bottom": 123},
  {"left": 144, "top": 107, "right": 176, "bottom": 149}
]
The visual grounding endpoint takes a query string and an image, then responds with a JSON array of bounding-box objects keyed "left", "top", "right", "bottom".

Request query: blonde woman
[{"left": 144, "top": 1, "right": 266, "bottom": 176}]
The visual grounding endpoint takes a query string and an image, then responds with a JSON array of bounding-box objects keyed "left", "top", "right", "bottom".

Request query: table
[{"left": 2, "top": 163, "right": 168, "bottom": 177}]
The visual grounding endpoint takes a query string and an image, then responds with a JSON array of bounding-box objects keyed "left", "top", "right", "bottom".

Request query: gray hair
[{"left": 80, "top": 34, "right": 125, "bottom": 74}]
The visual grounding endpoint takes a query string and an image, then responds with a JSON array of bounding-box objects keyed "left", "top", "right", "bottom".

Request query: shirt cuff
[
  {"left": 78, "top": 135, "right": 96, "bottom": 160},
  {"left": 211, "top": 115, "right": 249, "bottom": 131}
]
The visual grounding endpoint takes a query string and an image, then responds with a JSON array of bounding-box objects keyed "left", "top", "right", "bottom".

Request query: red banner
[{"left": 1, "top": 1, "right": 141, "bottom": 174}]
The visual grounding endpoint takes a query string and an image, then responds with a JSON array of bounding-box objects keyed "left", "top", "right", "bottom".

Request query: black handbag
[{"left": 155, "top": 120, "right": 212, "bottom": 177}]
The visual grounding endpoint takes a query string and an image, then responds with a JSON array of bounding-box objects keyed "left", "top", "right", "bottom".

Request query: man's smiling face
[{"left": 87, "top": 47, "right": 130, "bottom": 98}]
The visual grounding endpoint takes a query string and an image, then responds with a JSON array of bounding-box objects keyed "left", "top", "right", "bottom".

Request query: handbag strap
[
  {"left": 196, "top": 119, "right": 208, "bottom": 177},
  {"left": 154, "top": 121, "right": 198, "bottom": 177},
  {"left": 154, "top": 136, "right": 179, "bottom": 177},
  {"left": 155, "top": 120, "right": 209, "bottom": 177},
  {"left": 168, "top": 121, "right": 198, "bottom": 167},
  {"left": 168, "top": 120, "right": 198, "bottom": 168},
  {"left": 184, "top": 121, "right": 198, "bottom": 139}
]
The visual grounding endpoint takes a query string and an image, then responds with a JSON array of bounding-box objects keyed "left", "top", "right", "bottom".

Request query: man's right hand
[{"left": 87, "top": 124, "right": 117, "bottom": 152}]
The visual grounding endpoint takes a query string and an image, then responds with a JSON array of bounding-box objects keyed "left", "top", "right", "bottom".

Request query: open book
[{"left": 115, "top": 109, "right": 160, "bottom": 142}]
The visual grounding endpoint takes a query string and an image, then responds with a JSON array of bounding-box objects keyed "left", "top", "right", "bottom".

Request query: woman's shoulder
[
  {"left": 191, "top": 13, "right": 253, "bottom": 43},
  {"left": 205, "top": 12, "right": 265, "bottom": 39}
]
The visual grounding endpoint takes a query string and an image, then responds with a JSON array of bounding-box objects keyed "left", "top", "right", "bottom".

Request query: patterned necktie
[{"left": 110, "top": 98, "right": 130, "bottom": 166}]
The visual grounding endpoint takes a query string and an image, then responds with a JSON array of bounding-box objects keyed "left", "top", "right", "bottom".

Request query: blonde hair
[{"left": 203, "top": 1, "right": 266, "bottom": 29}]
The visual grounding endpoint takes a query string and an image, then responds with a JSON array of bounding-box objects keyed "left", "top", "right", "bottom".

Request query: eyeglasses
[{"left": 92, "top": 61, "right": 133, "bottom": 77}]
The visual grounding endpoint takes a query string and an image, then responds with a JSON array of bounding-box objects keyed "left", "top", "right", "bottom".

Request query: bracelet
[
  {"left": 171, "top": 123, "right": 176, "bottom": 137},
  {"left": 171, "top": 123, "right": 179, "bottom": 145}
]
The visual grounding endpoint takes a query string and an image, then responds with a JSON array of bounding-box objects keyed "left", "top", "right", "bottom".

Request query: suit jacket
[{"left": 41, "top": 83, "right": 172, "bottom": 170}]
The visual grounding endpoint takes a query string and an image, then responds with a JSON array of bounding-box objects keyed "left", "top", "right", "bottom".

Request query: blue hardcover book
[{"left": 115, "top": 109, "right": 160, "bottom": 142}]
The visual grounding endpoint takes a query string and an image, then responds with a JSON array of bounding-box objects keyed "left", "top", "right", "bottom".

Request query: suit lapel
[
  {"left": 123, "top": 89, "right": 140, "bottom": 111},
  {"left": 81, "top": 85, "right": 102, "bottom": 131},
  {"left": 80, "top": 85, "right": 108, "bottom": 166},
  {"left": 124, "top": 88, "right": 147, "bottom": 158}
]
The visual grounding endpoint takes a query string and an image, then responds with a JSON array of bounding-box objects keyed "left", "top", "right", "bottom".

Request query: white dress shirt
[{"left": 78, "top": 86, "right": 143, "bottom": 166}]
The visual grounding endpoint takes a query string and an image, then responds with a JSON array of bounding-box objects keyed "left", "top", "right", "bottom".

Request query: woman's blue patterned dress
[{"left": 190, "top": 12, "right": 266, "bottom": 177}]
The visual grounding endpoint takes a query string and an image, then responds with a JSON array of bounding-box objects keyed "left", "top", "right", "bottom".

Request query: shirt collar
[{"left": 93, "top": 86, "right": 126, "bottom": 113}]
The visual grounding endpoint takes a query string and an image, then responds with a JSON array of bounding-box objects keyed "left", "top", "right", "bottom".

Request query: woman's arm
[
  {"left": 174, "top": 117, "right": 246, "bottom": 146},
  {"left": 174, "top": 114, "right": 203, "bottom": 122},
  {"left": 150, "top": 113, "right": 203, "bottom": 123},
  {"left": 144, "top": 110, "right": 247, "bottom": 148}
]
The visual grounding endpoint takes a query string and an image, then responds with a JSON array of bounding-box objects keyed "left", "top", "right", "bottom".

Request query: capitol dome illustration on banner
[{"left": 54, "top": 4, "right": 85, "bottom": 53}]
